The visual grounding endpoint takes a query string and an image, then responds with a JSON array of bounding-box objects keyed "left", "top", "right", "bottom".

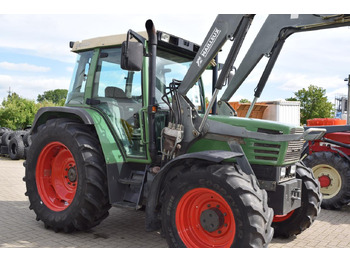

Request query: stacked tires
[{"left": 0, "top": 127, "right": 31, "bottom": 160}]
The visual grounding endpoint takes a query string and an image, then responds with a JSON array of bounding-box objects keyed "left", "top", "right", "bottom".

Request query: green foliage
[
  {"left": 0, "top": 89, "right": 66, "bottom": 130},
  {"left": 288, "top": 85, "right": 334, "bottom": 125},
  {"left": 239, "top": 98, "right": 251, "bottom": 103},
  {"left": 0, "top": 93, "right": 40, "bottom": 130},
  {"left": 37, "top": 89, "right": 68, "bottom": 106}
]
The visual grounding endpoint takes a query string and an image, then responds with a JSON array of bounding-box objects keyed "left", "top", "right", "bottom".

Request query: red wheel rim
[
  {"left": 273, "top": 210, "right": 294, "bottom": 222},
  {"left": 36, "top": 142, "right": 78, "bottom": 211},
  {"left": 175, "top": 188, "right": 235, "bottom": 248}
]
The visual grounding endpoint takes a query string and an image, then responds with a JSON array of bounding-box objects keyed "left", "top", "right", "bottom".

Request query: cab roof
[
  {"left": 70, "top": 30, "right": 200, "bottom": 59},
  {"left": 71, "top": 31, "right": 148, "bottom": 52}
]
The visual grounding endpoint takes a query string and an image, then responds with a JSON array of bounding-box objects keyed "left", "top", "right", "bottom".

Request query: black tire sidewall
[
  {"left": 9, "top": 135, "right": 25, "bottom": 160},
  {"left": 26, "top": 121, "right": 91, "bottom": 229},
  {"left": 1, "top": 131, "right": 12, "bottom": 147},
  {"left": 304, "top": 151, "right": 350, "bottom": 209},
  {"left": 161, "top": 164, "right": 267, "bottom": 248}
]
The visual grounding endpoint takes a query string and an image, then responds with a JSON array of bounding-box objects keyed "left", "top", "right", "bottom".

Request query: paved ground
[{"left": 1, "top": 156, "right": 350, "bottom": 248}]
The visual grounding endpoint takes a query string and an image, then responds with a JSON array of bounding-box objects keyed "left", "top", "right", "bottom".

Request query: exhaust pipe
[{"left": 145, "top": 19, "right": 158, "bottom": 162}]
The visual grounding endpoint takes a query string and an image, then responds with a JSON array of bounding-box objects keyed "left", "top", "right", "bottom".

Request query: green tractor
[{"left": 24, "top": 14, "right": 350, "bottom": 247}]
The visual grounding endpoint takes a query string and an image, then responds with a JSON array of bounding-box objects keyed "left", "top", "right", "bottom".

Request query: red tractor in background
[{"left": 303, "top": 118, "right": 350, "bottom": 209}]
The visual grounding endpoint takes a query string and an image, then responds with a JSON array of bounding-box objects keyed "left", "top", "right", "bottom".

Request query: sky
[{"left": 1, "top": 1, "right": 350, "bottom": 106}]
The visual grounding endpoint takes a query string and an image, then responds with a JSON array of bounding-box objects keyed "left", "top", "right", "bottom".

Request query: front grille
[
  {"left": 252, "top": 127, "right": 304, "bottom": 163},
  {"left": 284, "top": 128, "right": 304, "bottom": 163},
  {"left": 253, "top": 142, "right": 281, "bottom": 162},
  {"left": 284, "top": 140, "right": 304, "bottom": 162}
]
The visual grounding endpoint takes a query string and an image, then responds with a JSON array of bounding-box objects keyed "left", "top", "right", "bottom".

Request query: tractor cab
[{"left": 66, "top": 30, "right": 205, "bottom": 161}]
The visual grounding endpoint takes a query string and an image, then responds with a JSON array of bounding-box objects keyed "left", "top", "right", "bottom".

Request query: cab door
[{"left": 91, "top": 47, "right": 148, "bottom": 160}]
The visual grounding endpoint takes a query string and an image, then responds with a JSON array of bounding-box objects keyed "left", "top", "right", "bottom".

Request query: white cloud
[
  {"left": 270, "top": 73, "right": 343, "bottom": 92},
  {"left": 0, "top": 62, "right": 50, "bottom": 72},
  {"left": 0, "top": 74, "right": 70, "bottom": 101},
  {"left": 66, "top": 66, "right": 74, "bottom": 73}
]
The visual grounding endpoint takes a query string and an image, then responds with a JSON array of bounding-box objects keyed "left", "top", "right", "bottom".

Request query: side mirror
[{"left": 121, "top": 41, "right": 143, "bottom": 71}]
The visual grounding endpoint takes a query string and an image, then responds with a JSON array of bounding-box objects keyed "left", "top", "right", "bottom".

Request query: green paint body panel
[
  {"left": 188, "top": 115, "right": 300, "bottom": 166},
  {"left": 84, "top": 49, "right": 100, "bottom": 102},
  {"left": 84, "top": 108, "right": 124, "bottom": 164}
]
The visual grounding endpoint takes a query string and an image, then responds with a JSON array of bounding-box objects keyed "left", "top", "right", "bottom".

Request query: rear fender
[
  {"left": 145, "top": 150, "right": 242, "bottom": 231},
  {"left": 31, "top": 107, "right": 94, "bottom": 134},
  {"left": 31, "top": 106, "right": 125, "bottom": 164}
]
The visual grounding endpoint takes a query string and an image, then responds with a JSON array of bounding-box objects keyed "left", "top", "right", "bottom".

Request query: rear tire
[
  {"left": 303, "top": 151, "right": 350, "bottom": 209},
  {"left": 161, "top": 162, "right": 274, "bottom": 248},
  {"left": 272, "top": 163, "right": 322, "bottom": 238},
  {"left": 24, "top": 119, "right": 111, "bottom": 232}
]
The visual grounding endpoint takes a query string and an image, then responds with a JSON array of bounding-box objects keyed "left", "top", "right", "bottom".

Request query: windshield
[
  {"left": 66, "top": 50, "right": 93, "bottom": 104},
  {"left": 66, "top": 48, "right": 203, "bottom": 110}
]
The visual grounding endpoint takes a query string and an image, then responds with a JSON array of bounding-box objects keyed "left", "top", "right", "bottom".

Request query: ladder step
[
  {"left": 112, "top": 201, "right": 141, "bottom": 210},
  {"left": 118, "top": 178, "right": 142, "bottom": 185}
]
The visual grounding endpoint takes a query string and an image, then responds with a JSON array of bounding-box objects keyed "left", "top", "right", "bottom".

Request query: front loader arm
[
  {"left": 220, "top": 14, "right": 350, "bottom": 103},
  {"left": 178, "top": 14, "right": 254, "bottom": 96}
]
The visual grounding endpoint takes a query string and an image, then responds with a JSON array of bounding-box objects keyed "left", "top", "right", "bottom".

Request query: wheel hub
[
  {"left": 67, "top": 166, "right": 77, "bottom": 182},
  {"left": 318, "top": 174, "right": 331, "bottom": 188},
  {"left": 200, "top": 208, "right": 224, "bottom": 232}
]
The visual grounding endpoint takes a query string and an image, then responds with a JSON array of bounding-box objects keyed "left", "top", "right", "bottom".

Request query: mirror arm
[{"left": 127, "top": 30, "right": 146, "bottom": 46}]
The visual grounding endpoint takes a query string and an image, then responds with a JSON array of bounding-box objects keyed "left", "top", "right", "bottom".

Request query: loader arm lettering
[{"left": 178, "top": 14, "right": 255, "bottom": 95}]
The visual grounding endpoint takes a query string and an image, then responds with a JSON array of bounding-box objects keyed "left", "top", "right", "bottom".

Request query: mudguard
[{"left": 31, "top": 106, "right": 94, "bottom": 133}]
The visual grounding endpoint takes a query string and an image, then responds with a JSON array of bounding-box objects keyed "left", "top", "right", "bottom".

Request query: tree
[
  {"left": 286, "top": 85, "right": 334, "bottom": 125},
  {"left": 37, "top": 89, "right": 68, "bottom": 106},
  {"left": 239, "top": 98, "right": 251, "bottom": 103},
  {"left": 0, "top": 93, "right": 40, "bottom": 130}
]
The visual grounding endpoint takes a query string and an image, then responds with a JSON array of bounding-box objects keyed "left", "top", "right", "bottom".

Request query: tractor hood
[
  {"left": 207, "top": 115, "right": 302, "bottom": 139},
  {"left": 189, "top": 115, "right": 306, "bottom": 166}
]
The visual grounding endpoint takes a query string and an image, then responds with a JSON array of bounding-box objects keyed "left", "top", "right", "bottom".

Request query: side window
[
  {"left": 92, "top": 48, "right": 145, "bottom": 158},
  {"left": 96, "top": 59, "right": 142, "bottom": 99},
  {"left": 154, "top": 55, "right": 205, "bottom": 112}
]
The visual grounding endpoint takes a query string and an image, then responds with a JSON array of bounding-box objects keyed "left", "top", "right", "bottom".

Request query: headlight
[
  {"left": 280, "top": 167, "right": 286, "bottom": 180},
  {"left": 290, "top": 165, "right": 296, "bottom": 175}
]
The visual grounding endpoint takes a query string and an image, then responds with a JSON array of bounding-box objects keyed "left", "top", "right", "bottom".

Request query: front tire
[
  {"left": 161, "top": 162, "right": 274, "bottom": 248},
  {"left": 272, "top": 163, "right": 321, "bottom": 238},
  {"left": 24, "top": 119, "right": 111, "bottom": 232}
]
